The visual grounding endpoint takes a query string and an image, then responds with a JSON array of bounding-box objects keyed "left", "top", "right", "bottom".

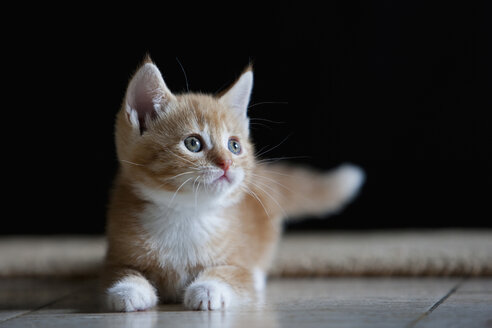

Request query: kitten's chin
[{"left": 203, "top": 169, "right": 244, "bottom": 198}]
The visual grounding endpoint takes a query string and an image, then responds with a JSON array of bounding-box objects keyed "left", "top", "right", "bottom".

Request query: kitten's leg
[
  {"left": 184, "top": 265, "right": 257, "bottom": 311},
  {"left": 104, "top": 268, "right": 158, "bottom": 312}
]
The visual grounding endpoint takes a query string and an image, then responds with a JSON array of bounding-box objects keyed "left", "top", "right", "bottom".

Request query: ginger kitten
[{"left": 103, "top": 58, "right": 365, "bottom": 311}]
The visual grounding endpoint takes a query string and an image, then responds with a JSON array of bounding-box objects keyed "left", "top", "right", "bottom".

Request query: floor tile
[
  {"left": 0, "top": 278, "right": 85, "bottom": 323},
  {"left": 414, "top": 279, "right": 492, "bottom": 328},
  {"left": 1, "top": 277, "right": 490, "bottom": 328}
]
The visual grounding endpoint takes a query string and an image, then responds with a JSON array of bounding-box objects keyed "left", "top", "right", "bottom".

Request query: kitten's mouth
[
  {"left": 201, "top": 168, "right": 241, "bottom": 190},
  {"left": 216, "top": 174, "right": 231, "bottom": 183},
  {"left": 205, "top": 170, "right": 233, "bottom": 186}
]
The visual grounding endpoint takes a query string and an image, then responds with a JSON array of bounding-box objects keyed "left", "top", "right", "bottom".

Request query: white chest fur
[{"left": 135, "top": 184, "right": 228, "bottom": 271}]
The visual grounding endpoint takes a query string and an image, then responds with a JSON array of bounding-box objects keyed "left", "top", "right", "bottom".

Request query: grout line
[
  {"left": 0, "top": 299, "right": 63, "bottom": 326},
  {"left": 0, "top": 311, "right": 31, "bottom": 324},
  {"left": 406, "top": 278, "right": 467, "bottom": 328},
  {"left": 0, "top": 293, "right": 73, "bottom": 326},
  {"left": 0, "top": 282, "right": 90, "bottom": 326}
]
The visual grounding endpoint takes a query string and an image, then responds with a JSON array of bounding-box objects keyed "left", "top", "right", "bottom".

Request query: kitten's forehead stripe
[
  {"left": 174, "top": 94, "right": 247, "bottom": 152},
  {"left": 202, "top": 125, "right": 213, "bottom": 150}
]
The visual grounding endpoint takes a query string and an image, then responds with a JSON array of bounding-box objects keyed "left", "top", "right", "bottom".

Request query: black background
[{"left": 3, "top": 2, "right": 491, "bottom": 234}]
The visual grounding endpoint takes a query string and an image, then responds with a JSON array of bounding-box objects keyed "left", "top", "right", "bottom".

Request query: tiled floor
[{"left": 0, "top": 277, "right": 490, "bottom": 327}]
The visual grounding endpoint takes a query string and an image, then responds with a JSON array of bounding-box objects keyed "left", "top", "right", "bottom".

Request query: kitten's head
[{"left": 115, "top": 58, "right": 255, "bottom": 207}]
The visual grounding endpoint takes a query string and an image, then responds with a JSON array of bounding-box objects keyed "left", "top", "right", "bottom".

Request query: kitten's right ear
[
  {"left": 124, "top": 59, "right": 176, "bottom": 134},
  {"left": 219, "top": 66, "right": 253, "bottom": 118}
]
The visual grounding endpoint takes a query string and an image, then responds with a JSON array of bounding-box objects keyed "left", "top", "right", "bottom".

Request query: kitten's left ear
[{"left": 219, "top": 66, "right": 253, "bottom": 118}]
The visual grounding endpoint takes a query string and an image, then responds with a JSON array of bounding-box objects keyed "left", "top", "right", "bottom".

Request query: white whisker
[
  {"left": 175, "top": 57, "right": 190, "bottom": 92},
  {"left": 251, "top": 172, "right": 317, "bottom": 209},
  {"left": 255, "top": 133, "right": 293, "bottom": 158},
  {"left": 194, "top": 178, "right": 201, "bottom": 216},
  {"left": 169, "top": 177, "right": 193, "bottom": 205},
  {"left": 162, "top": 171, "right": 196, "bottom": 181},
  {"left": 249, "top": 117, "right": 285, "bottom": 124},
  {"left": 249, "top": 180, "right": 286, "bottom": 218},
  {"left": 255, "top": 169, "right": 295, "bottom": 178},
  {"left": 167, "top": 150, "right": 201, "bottom": 169},
  {"left": 248, "top": 101, "right": 288, "bottom": 109},
  {"left": 241, "top": 186, "right": 269, "bottom": 218},
  {"left": 120, "top": 159, "right": 144, "bottom": 166},
  {"left": 249, "top": 122, "right": 273, "bottom": 130},
  {"left": 256, "top": 156, "right": 310, "bottom": 164},
  {"left": 154, "top": 171, "right": 197, "bottom": 190},
  {"left": 250, "top": 172, "right": 296, "bottom": 194}
]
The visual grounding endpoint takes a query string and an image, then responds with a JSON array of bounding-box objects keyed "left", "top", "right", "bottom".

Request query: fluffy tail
[{"left": 251, "top": 163, "right": 365, "bottom": 220}]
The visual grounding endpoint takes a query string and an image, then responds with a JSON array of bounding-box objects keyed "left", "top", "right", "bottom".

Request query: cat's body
[{"left": 103, "top": 58, "right": 365, "bottom": 311}]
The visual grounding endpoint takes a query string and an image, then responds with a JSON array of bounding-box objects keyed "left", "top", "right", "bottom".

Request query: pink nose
[{"left": 217, "top": 159, "right": 232, "bottom": 172}]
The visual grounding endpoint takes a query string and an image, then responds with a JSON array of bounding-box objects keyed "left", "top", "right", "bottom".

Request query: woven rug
[{"left": 1, "top": 230, "right": 491, "bottom": 277}]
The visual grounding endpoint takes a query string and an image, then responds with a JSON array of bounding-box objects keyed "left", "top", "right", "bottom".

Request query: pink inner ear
[
  {"left": 126, "top": 63, "right": 170, "bottom": 134},
  {"left": 130, "top": 83, "right": 161, "bottom": 134},
  {"left": 134, "top": 84, "right": 159, "bottom": 132}
]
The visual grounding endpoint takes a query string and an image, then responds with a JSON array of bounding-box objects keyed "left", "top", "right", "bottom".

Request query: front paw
[
  {"left": 106, "top": 276, "right": 158, "bottom": 312},
  {"left": 184, "top": 280, "right": 233, "bottom": 311}
]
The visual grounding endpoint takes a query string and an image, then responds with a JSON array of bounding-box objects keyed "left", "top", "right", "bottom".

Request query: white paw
[
  {"left": 184, "top": 280, "right": 234, "bottom": 311},
  {"left": 106, "top": 276, "right": 158, "bottom": 312}
]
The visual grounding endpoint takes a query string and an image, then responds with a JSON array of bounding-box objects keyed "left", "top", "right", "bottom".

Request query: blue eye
[
  {"left": 184, "top": 136, "right": 202, "bottom": 152},
  {"left": 228, "top": 138, "right": 241, "bottom": 155}
]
